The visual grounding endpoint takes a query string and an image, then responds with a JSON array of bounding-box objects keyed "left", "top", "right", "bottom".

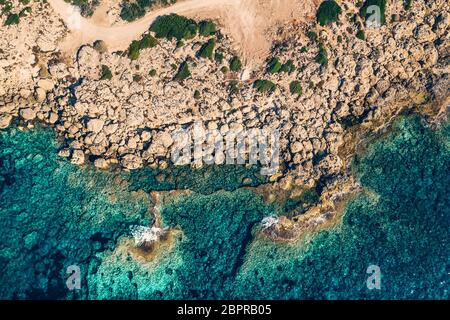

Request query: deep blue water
[{"left": 0, "top": 115, "right": 448, "bottom": 299}]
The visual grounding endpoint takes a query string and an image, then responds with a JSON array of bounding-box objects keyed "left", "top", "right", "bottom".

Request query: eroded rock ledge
[{"left": 0, "top": 0, "right": 449, "bottom": 192}]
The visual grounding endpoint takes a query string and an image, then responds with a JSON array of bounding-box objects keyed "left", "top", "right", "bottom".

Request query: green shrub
[
  {"left": 280, "top": 60, "right": 296, "bottom": 74},
  {"left": 149, "top": 69, "right": 157, "bottom": 77},
  {"left": 229, "top": 56, "right": 242, "bottom": 72},
  {"left": 300, "top": 46, "right": 308, "bottom": 53},
  {"left": 337, "top": 35, "right": 343, "bottom": 43},
  {"left": 127, "top": 40, "right": 141, "bottom": 60},
  {"left": 315, "top": 44, "right": 328, "bottom": 66},
  {"left": 174, "top": 61, "right": 191, "bottom": 81},
  {"left": 307, "top": 31, "right": 318, "bottom": 42},
  {"left": 139, "top": 33, "right": 158, "bottom": 49},
  {"left": 194, "top": 90, "right": 201, "bottom": 99},
  {"left": 360, "top": 0, "right": 386, "bottom": 25},
  {"left": 254, "top": 80, "right": 276, "bottom": 93},
  {"left": 404, "top": 0, "right": 412, "bottom": 10},
  {"left": 198, "top": 39, "right": 215, "bottom": 59},
  {"left": 150, "top": 14, "right": 198, "bottom": 41},
  {"left": 266, "top": 58, "right": 282, "bottom": 74},
  {"left": 133, "top": 74, "right": 142, "bottom": 82},
  {"left": 316, "top": 0, "right": 342, "bottom": 26},
  {"left": 289, "top": 81, "right": 302, "bottom": 96},
  {"left": 228, "top": 80, "right": 239, "bottom": 95},
  {"left": 4, "top": 13, "right": 19, "bottom": 25},
  {"left": 66, "top": 0, "right": 97, "bottom": 17},
  {"left": 356, "top": 29, "right": 365, "bottom": 40},
  {"left": 120, "top": 3, "right": 145, "bottom": 22},
  {"left": 100, "top": 65, "right": 113, "bottom": 80},
  {"left": 199, "top": 20, "right": 216, "bottom": 36},
  {"left": 214, "top": 50, "right": 224, "bottom": 63},
  {"left": 120, "top": 0, "right": 177, "bottom": 22},
  {"left": 220, "top": 66, "right": 229, "bottom": 74}
]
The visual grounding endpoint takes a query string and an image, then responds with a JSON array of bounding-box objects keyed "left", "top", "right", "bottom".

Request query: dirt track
[{"left": 49, "top": 0, "right": 318, "bottom": 65}]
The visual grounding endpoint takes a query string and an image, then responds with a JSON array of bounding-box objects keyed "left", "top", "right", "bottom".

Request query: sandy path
[{"left": 49, "top": 0, "right": 317, "bottom": 64}]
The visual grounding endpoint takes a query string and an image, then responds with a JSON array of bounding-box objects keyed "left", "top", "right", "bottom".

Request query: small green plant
[
  {"left": 174, "top": 61, "right": 191, "bottom": 81},
  {"left": 266, "top": 58, "right": 282, "bottom": 74},
  {"left": 229, "top": 56, "right": 242, "bottom": 72},
  {"left": 316, "top": 0, "right": 342, "bottom": 26},
  {"left": 139, "top": 34, "right": 158, "bottom": 49},
  {"left": 220, "top": 66, "right": 229, "bottom": 74},
  {"left": 4, "top": 13, "right": 19, "bottom": 26},
  {"left": 254, "top": 80, "right": 276, "bottom": 93},
  {"left": 199, "top": 20, "right": 217, "bottom": 36},
  {"left": 133, "top": 74, "right": 142, "bottom": 82},
  {"left": 228, "top": 80, "right": 239, "bottom": 95},
  {"left": 307, "top": 31, "right": 318, "bottom": 42},
  {"left": 315, "top": 44, "right": 328, "bottom": 66},
  {"left": 127, "top": 40, "right": 141, "bottom": 60},
  {"left": 356, "top": 29, "right": 365, "bottom": 40},
  {"left": 150, "top": 14, "right": 198, "bottom": 41},
  {"left": 149, "top": 69, "right": 157, "bottom": 77},
  {"left": 198, "top": 39, "right": 215, "bottom": 59},
  {"left": 194, "top": 90, "right": 201, "bottom": 99},
  {"left": 289, "top": 81, "right": 302, "bottom": 96},
  {"left": 404, "top": 0, "right": 412, "bottom": 10},
  {"left": 214, "top": 50, "right": 224, "bottom": 63},
  {"left": 337, "top": 35, "right": 343, "bottom": 43},
  {"left": 280, "top": 60, "right": 296, "bottom": 74},
  {"left": 100, "top": 65, "right": 113, "bottom": 80}
]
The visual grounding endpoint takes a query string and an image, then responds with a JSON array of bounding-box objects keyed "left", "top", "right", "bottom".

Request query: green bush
[
  {"left": 127, "top": 33, "right": 158, "bottom": 60},
  {"left": 307, "top": 31, "right": 318, "bottom": 42},
  {"left": 4, "top": 13, "right": 19, "bottom": 26},
  {"left": 214, "top": 50, "right": 224, "bottom": 63},
  {"left": 67, "top": 0, "right": 97, "bottom": 17},
  {"left": 100, "top": 65, "right": 113, "bottom": 80},
  {"left": 199, "top": 20, "right": 216, "bottom": 36},
  {"left": 194, "top": 90, "right": 201, "bottom": 99},
  {"left": 316, "top": 0, "right": 342, "bottom": 26},
  {"left": 266, "top": 58, "right": 282, "bottom": 74},
  {"left": 149, "top": 69, "right": 157, "bottom": 77},
  {"left": 150, "top": 14, "right": 198, "bottom": 41},
  {"left": 356, "top": 29, "right": 365, "bottom": 40},
  {"left": 315, "top": 44, "right": 328, "bottom": 66},
  {"left": 139, "top": 33, "right": 158, "bottom": 49},
  {"left": 127, "top": 40, "right": 141, "bottom": 60},
  {"left": 174, "top": 61, "right": 191, "bottom": 81},
  {"left": 133, "top": 74, "right": 142, "bottom": 82},
  {"left": 254, "top": 80, "right": 276, "bottom": 93},
  {"left": 404, "top": 0, "right": 412, "bottom": 10},
  {"left": 198, "top": 39, "right": 215, "bottom": 59},
  {"left": 360, "top": 0, "right": 386, "bottom": 25},
  {"left": 229, "top": 56, "right": 242, "bottom": 72},
  {"left": 289, "top": 81, "right": 302, "bottom": 96},
  {"left": 120, "top": 0, "right": 177, "bottom": 22},
  {"left": 280, "top": 60, "right": 296, "bottom": 74},
  {"left": 220, "top": 66, "right": 229, "bottom": 74}
]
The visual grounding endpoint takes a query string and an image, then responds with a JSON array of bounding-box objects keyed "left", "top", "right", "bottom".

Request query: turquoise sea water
[{"left": 0, "top": 115, "right": 448, "bottom": 299}]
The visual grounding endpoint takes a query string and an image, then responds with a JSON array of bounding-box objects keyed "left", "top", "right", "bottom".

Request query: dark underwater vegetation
[{"left": 0, "top": 115, "right": 449, "bottom": 299}]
